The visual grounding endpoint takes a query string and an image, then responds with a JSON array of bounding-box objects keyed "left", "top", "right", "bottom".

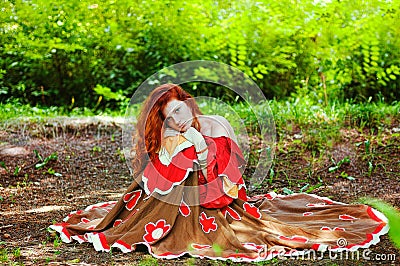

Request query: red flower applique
[
  {"left": 85, "top": 201, "right": 116, "bottom": 211},
  {"left": 143, "top": 219, "right": 171, "bottom": 243},
  {"left": 191, "top": 243, "right": 212, "bottom": 250},
  {"left": 265, "top": 192, "right": 277, "bottom": 200},
  {"left": 199, "top": 212, "right": 218, "bottom": 233},
  {"left": 123, "top": 190, "right": 142, "bottom": 211},
  {"left": 67, "top": 209, "right": 83, "bottom": 219},
  {"left": 221, "top": 206, "right": 241, "bottom": 220},
  {"left": 81, "top": 218, "right": 90, "bottom": 223},
  {"left": 247, "top": 192, "right": 276, "bottom": 201},
  {"left": 279, "top": 235, "right": 308, "bottom": 243},
  {"left": 339, "top": 214, "right": 358, "bottom": 221},
  {"left": 179, "top": 199, "right": 191, "bottom": 217},
  {"left": 321, "top": 226, "right": 346, "bottom": 231},
  {"left": 306, "top": 203, "right": 326, "bottom": 207},
  {"left": 334, "top": 227, "right": 346, "bottom": 231},
  {"left": 323, "top": 198, "right": 334, "bottom": 204},
  {"left": 113, "top": 219, "right": 123, "bottom": 227},
  {"left": 243, "top": 202, "right": 262, "bottom": 219}
]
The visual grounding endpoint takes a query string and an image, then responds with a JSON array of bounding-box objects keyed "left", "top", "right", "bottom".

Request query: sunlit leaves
[{"left": 0, "top": 0, "right": 399, "bottom": 106}]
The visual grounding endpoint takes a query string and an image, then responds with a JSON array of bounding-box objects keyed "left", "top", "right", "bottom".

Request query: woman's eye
[{"left": 174, "top": 108, "right": 180, "bottom": 113}]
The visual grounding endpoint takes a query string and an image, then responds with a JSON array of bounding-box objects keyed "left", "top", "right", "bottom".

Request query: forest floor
[{"left": 0, "top": 117, "right": 399, "bottom": 266}]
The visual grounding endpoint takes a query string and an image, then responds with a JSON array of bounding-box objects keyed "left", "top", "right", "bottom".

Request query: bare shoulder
[
  {"left": 210, "top": 115, "right": 231, "bottom": 128},
  {"left": 198, "top": 115, "right": 228, "bottom": 130},
  {"left": 198, "top": 115, "right": 237, "bottom": 141}
]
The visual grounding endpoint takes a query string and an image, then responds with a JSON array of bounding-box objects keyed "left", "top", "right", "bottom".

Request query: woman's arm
[
  {"left": 209, "top": 115, "right": 238, "bottom": 144},
  {"left": 182, "top": 127, "right": 209, "bottom": 180}
]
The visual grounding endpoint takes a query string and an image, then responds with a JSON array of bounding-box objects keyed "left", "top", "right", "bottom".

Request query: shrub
[{"left": 0, "top": 0, "right": 398, "bottom": 108}]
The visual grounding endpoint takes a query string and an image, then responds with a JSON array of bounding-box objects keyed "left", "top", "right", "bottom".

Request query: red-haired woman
[{"left": 51, "top": 84, "right": 388, "bottom": 262}]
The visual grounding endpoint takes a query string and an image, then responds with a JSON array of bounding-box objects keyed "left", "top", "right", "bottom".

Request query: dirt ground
[{"left": 0, "top": 118, "right": 399, "bottom": 265}]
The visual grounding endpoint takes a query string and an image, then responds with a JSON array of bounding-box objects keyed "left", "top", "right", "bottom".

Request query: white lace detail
[{"left": 158, "top": 140, "right": 194, "bottom": 166}]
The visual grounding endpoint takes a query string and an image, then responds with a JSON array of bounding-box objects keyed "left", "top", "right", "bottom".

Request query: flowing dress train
[{"left": 50, "top": 136, "right": 388, "bottom": 262}]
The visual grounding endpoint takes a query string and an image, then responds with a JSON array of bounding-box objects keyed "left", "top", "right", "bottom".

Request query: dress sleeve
[
  {"left": 199, "top": 136, "right": 247, "bottom": 209},
  {"left": 142, "top": 144, "right": 197, "bottom": 195}
]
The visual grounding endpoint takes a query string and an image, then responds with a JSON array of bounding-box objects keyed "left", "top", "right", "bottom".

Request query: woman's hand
[
  {"left": 163, "top": 127, "right": 180, "bottom": 139},
  {"left": 183, "top": 127, "right": 208, "bottom": 179},
  {"left": 182, "top": 127, "right": 206, "bottom": 151}
]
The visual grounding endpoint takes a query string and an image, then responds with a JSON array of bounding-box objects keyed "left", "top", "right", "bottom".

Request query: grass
[
  {"left": 0, "top": 246, "right": 24, "bottom": 266},
  {"left": 1, "top": 98, "right": 398, "bottom": 171},
  {"left": 0, "top": 101, "right": 123, "bottom": 121},
  {"left": 1, "top": 98, "right": 398, "bottom": 175},
  {"left": 138, "top": 255, "right": 159, "bottom": 266},
  {"left": 2, "top": 98, "right": 398, "bottom": 131}
]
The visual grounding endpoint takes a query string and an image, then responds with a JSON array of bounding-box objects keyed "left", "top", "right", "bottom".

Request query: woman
[{"left": 50, "top": 84, "right": 388, "bottom": 262}]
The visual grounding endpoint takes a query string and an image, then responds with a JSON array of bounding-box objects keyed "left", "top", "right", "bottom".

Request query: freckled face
[{"left": 162, "top": 99, "right": 193, "bottom": 132}]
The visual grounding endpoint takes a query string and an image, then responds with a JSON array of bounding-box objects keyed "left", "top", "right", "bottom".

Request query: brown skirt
[{"left": 49, "top": 172, "right": 388, "bottom": 262}]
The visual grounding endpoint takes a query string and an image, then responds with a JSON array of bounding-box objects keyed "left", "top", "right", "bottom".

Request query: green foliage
[
  {"left": 0, "top": 0, "right": 145, "bottom": 107},
  {"left": 138, "top": 255, "right": 158, "bottom": 266},
  {"left": 53, "top": 235, "right": 62, "bottom": 249},
  {"left": 0, "top": 161, "right": 8, "bottom": 173},
  {"left": 0, "top": 101, "right": 124, "bottom": 120},
  {"left": 0, "top": 247, "right": 23, "bottom": 264},
  {"left": 93, "top": 84, "right": 129, "bottom": 110},
  {"left": 328, "top": 157, "right": 350, "bottom": 173},
  {"left": 35, "top": 151, "right": 58, "bottom": 169},
  {"left": 0, "top": 0, "right": 399, "bottom": 108},
  {"left": 359, "top": 197, "right": 400, "bottom": 250}
]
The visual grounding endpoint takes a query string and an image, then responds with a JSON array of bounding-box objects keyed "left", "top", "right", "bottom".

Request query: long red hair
[{"left": 132, "top": 84, "right": 202, "bottom": 175}]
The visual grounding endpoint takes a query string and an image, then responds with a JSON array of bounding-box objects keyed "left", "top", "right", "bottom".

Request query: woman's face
[{"left": 162, "top": 99, "right": 194, "bottom": 132}]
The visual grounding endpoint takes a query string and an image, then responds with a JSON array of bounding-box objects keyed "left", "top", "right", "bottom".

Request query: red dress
[{"left": 50, "top": 136, "right": 388, "bottom": 262}]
